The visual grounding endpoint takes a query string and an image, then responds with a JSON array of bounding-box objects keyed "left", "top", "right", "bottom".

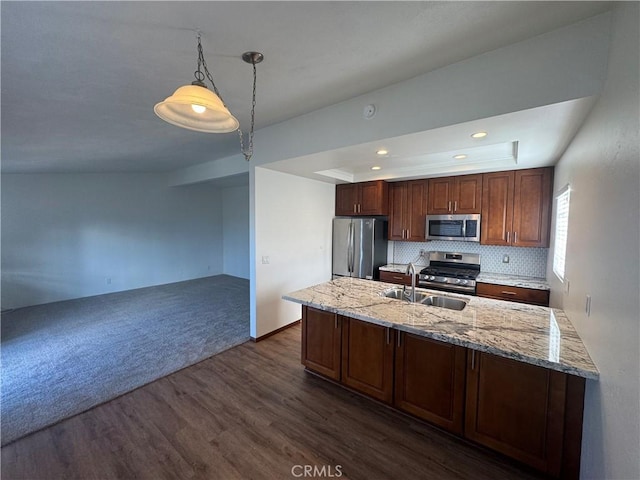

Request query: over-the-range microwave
[{"left": 426, "top": 214, "right": 481, "bottom": 242}]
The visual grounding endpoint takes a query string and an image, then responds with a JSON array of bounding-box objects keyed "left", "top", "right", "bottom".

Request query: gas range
[{"left": 418, "top": 252, "right": 480, "bottom": 294}]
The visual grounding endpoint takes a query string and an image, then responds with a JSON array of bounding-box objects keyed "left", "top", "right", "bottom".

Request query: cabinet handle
[
  {"left": 392, "top": 276, "right": 403, "bottom": 280},
  {"left": 397, "top": 331, "right": 402, "bottom": 347},
  {"left": 513, "top": 231, "right": 517, "bottom": 244},
  {"left": 358, "top": 204, "right": 362, "bottom": 213},
  {"left": 471, "top": 350, "right": 476, "bottom": 370},
  {"left": 386, "top": 328, "right": 390, "bottom": 345},
  {"left": 454, "top": 201, "right": 458, "bottom": 212},
  {"left": 448, "top": 201, "right": 452, "bottom": 212},
  {"left": 501, "top": 291, "right": 518, "bottom": 296},
  {"left": 353, "top": 204, "right": 357, "bottom": 214},
  {"left": 506, "top": 231, "right": 510, "bottom": 243}
]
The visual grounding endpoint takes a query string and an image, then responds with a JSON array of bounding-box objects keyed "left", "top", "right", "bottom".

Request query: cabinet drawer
[
  {"left": 476, "top": 283, "right": 549, "bottom": 306},
  {"left": 380, "top": 270, "right": 414, "bottom": 286}
]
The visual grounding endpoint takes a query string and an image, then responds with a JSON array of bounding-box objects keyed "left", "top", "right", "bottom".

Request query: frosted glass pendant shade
[{"left": 154, "top": 84, "right": 239, "bottom": 133}]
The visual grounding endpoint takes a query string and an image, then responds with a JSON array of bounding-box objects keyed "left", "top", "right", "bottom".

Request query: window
[{"left": 553, "top": 185, "right": 570, "bottom": 281}]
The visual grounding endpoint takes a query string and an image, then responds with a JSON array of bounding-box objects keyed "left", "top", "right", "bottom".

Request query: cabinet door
[
  {"left": 301, "top": 306, "right": 342, "bottom": 380},
  {"left": 454, "top": 174, "right": 483, "bottom": 214},
  {"left": 335, "top": 184, "right": 358, "bottom": 216},
  {"left": 465, "top": 351, "right": 566, "bottom": 476},
  {"left": 379, "top": 271, "right": 413, "bottom": 285},
  {"left": 359, "top": 180, "right": 388, "bottom": 215},
  {"left": 512, "top": 168, "right": 553, "bottom": 247},
  {"left": 481, "top": 171, "right": 514, "bottom": 245},
  {"left": 476, "top": 282, "right": 550, "bottom": 306},
  {"left": 427, "top": 177, "right": 454, "bottom": 214},
  {"left": 341, "top": 317, "right": 394, "bottom": 403},
  {"left": 407, "top": 180, "right": 428, "bottom": 241},
  {"left": 388, "top": 182, "right": 408, "bottom": 240},
  {"left": 395, "top": 332, "right": 466, "bottom": 434}
]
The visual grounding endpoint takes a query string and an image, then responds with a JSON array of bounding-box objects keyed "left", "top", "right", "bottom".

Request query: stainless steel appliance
[
  {"left": 426, "top": 214, "right": 481, "bottom": 242},
  {"left": 418, "top": 251, "right": 480, "bottom": 294},
  {"left": 332, "top": 217, "right": 387, "bottom": 280}
]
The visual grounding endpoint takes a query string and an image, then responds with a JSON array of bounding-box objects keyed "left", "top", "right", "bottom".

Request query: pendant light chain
[
  {"left": 238, "top": 60, "right": 257, "bottom": 162},
  {"left": 196, "top": 35, "right": 225, "bottom": 104},
  {"left": 182, "top": 34, "right": 260, "bottom": 161}
]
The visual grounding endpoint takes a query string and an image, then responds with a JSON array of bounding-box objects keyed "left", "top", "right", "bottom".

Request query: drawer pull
[
  {"left": 392, "top": 276, "right": 403, "bottom": 280},
  {"left": 501, "top": 291, "right": 518, "bottom": 296}
]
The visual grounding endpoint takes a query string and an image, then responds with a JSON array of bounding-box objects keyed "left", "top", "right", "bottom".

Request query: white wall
[
  {"left": 222, "top": 185, "right": 249, "bottom": 279},
  {"left": 251, "top": 167, "right": 334, "bottom": 338},
  {"left": 1, "top": 173, "right": 224, "bottom": 309},
  {"left": 546, "top": 4, "right": 639, "bottom": 479}
]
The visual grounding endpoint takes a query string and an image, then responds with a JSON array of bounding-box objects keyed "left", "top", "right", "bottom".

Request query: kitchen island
[{"left": 283, "top": 277, "right": 598, "bottom": 479}]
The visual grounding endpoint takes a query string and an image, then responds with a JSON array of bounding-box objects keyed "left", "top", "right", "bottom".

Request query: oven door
[{"left": 418, "top": 278, "right": 477, "bottom": 295}]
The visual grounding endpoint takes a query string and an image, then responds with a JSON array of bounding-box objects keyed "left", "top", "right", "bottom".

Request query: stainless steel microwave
[{"left": 426, "top": 214, "right": 481, "bottom": 242}]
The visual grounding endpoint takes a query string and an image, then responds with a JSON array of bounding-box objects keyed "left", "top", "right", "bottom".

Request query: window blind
[{"left": 553, "top": 185, "right": 570, "bottom": 281}]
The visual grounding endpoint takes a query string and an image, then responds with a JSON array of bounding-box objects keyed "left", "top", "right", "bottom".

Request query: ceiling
[{"left": 1, "top": 1, "right": 612, "bottom": 177}]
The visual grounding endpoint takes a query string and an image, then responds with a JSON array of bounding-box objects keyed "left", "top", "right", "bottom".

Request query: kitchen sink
[
  {"left": 419, "top": 295, "right": 467, "bottom": 311},
  {"left": 382, "top": 287, "right": 467, "bottom": 311}
]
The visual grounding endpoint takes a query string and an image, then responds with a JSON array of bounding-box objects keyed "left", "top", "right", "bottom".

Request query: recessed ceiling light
[
  {"left": 371, "top": 166, "right": 382, "bottom": 171},
  {"left": 471, "top": 131, "right": 488, "bottom": 139},
  {"left": 376, "top": 149, "right": 388, "bottom": 155},
  {"left": 453, "top": 154, "right": 467, "bottom": 160}
]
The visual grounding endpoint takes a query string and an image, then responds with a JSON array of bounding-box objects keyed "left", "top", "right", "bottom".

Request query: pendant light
[{"left": 154, "top": 33, "right": 263, "bottom": 161}]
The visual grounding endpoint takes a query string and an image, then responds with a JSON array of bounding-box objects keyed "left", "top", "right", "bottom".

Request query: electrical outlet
[
  {"left": 419, "top": 249, "right": 426, "bottom": 257},
  {"left": 564, "top": 280, "right": 570, "bottom": 294},
  {"left": 106, "top": 277, "right": 112, "bottom": 285},
  {"left": 585, "top": 295, "right": 592, "bottom": 317},
  {"left": 261, "top": 256, "right": 270, "bottom": 265},
  {"left": 502, "top": 254, "right": 509, "bottom": 263}
]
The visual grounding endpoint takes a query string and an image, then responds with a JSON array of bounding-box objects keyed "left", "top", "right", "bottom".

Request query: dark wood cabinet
[
  {"left": 379, "top": 270, "right": 414, "bottom": 286},
  {"left": 341, "top": 317, "right": 395, "bottom": 403},
  {"left": 481, "top": 168, "right": 552, "bottom": 247},
  {"left": 302, "top": 307, "right": 586, "bottom": 479},
  {"left": 335, "top": 180, "right": 388, "bottom": 216},
  {"left": 465, "top": 351, "right": 584, "bottom": 478},
  {"left": 388, "top": 180, "right": 428, "bottom": 241},
  {"left": 427, "top": 174, "right": 482, "bottom": 215},
  {"left": 394, "top": 332, "right": 466, "bottom": 434},
  {"left": 301, "top": 306, "right": 342, "bottom": 381},
  {"left": 476, "top": 282, "right": 550, "bottom": 306}
]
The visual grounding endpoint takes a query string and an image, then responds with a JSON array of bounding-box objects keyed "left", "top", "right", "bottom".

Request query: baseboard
[{"left": 251, "top": 319, "right": 301, "bottom": 342}]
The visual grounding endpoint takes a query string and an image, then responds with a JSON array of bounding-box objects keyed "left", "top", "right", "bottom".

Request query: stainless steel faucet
[{"left": 405, "top": 262, "right": 417, "bottom": 302}]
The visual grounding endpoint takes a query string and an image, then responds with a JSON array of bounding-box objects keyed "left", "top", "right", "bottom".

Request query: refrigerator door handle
[{"left": 347, "top": 222, "right": 354, "bottom": 273}]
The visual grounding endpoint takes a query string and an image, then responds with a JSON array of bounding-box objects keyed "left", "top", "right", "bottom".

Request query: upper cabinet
[
  {"left": 427, "top": 174, "right": 483, "bottom": 215},
  {"left": 335, "top": 180, "right": 388, "bottom": 216},
  {"left": 388, "top": 180, "right": 428, "bottom": 241},
  {"left": 481, "top": 167, "right": 553, "bottom": 248}
]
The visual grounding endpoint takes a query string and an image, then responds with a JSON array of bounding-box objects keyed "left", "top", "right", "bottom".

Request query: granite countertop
[
  {"left": 380, "top": 264, "right": 550, "bottom": 290},
  {"left": 283, "top": 277, "right": 598, "bottom": 380}
]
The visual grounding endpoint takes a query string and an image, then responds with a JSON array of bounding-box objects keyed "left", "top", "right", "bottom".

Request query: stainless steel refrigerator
[{"left": 332, "top": 217, "right": 387, "bottom": 280}]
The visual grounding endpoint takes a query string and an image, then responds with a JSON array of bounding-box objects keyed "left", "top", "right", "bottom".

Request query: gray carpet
[{"left": 1, "top": 275, "right": 249, "bottom": 445}]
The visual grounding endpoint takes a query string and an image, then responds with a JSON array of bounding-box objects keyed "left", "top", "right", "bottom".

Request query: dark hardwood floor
[{"left": 2, "top": 324, "right": 546, "bottom": 480}]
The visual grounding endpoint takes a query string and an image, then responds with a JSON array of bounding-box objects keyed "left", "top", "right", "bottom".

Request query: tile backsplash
[{"left": 389, "top": 240, "right": 548, "bottom": 278}]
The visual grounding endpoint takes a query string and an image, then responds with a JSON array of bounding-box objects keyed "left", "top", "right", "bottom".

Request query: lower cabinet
[
  {"left": 341, "top": 317, "right": 394, "bottom": 403},
  {"left": 301, "top": 306, "right": 341, "bottom": 380},
  {"left": 379, "top": 270, "right": 414, "bottom": 286},
  {"left": 476, "top": 282, "right": 550, "bottom": 306},
  {"left": 301, "top": 306, "right": 585, "bottom": 479},
  {"left": 465, "top": 351, "right": 584, "bottom": 478},
  {"left": 395, "top": 331, "right": 466, "bottom": 434}
]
